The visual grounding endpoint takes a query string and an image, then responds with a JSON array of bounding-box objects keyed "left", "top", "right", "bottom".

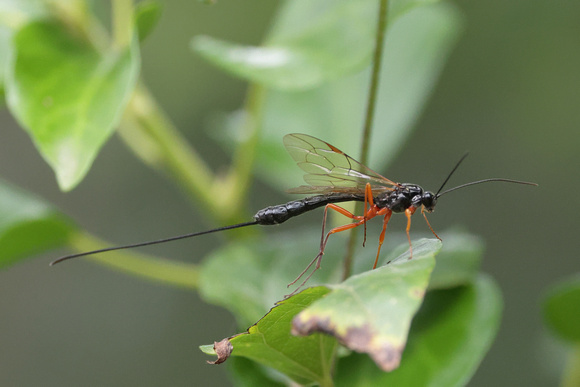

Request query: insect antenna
[
  {"left": 435, "top": 152, "right": 470, "bottom": 197},
  {"left": 50, "top": 221, "right": 259, "bottom": 266},
  {"left": 436, "top": 178, "right": 538, "bottom": 198},
  {"left": 433, "top": 153, "right": 537, "bottom": 198}
]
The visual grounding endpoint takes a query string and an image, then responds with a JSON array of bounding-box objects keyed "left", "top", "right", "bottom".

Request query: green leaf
[
  {"left": 336, "top": 274, "right": 503, "bottom": 386},
  {"left": 543, "top": 274, "right": 580, "bottom": 343},
  {"left": 228, "top": 357, "right": 287, "bottom": 387},
  {"left": 0, "top": 26, "right": 10, "bottom": 100},
  {"left": 203, "top": 287, "right": 338, "bottom": 386},
  {"left": 0, "top": 0, "right": 49, "bottom": 28},
  {"left": 0, "top": 179, "right": 74, "bottom": 268},
  {"left": 0, "top": 0, "right": 52, "bottom": 102},
  {"left": 293, "top": 239, "right": 439, "bottom": 371},
  {"left": 193, "top": 1, "right": 449, "bottom": 91},
  {"left": 199, "top": 229, "right": 474, "bottom": 329},
  {"left": 268, "top": 0, "right": 436, "bottom": 46},
  {"left": 255, "top": 2, "right": 463, "bottom": 188},
  {"left": 199, "top": 344, "right": 216, "bottom": 355},
  {"left": 389, "top": 0, "right": 442, "bottom": 22},
  {"left": 193, "top": 0, "right": 377, "bottom": 90},
  {"left": 193, "top": 37, "right": 325, "bottom": 90},
  {"left": 5, "top": 20, "right": 140, "bottom": 190},
  {"left": 367, "top": 230, "right": 483, "bottom": 290},
  {"left": 200, "top": 228, "right": 487, "bottom": 383},
  {"left": 428, "top": 231, "right": 483, "bottom": 289},
  {"left": 134, "top": 1, "right": 162, "bottom": 42},
  {"left": 198, "top": 229, "right": 343, "bottom": 328}
]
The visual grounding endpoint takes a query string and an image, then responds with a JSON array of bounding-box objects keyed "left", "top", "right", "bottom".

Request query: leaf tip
[{"left": 204, "top": 338, "right": 233, "bottom": 365}]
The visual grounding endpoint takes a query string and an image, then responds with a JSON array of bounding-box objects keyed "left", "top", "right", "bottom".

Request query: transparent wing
[
  {"left": 286, "top": 185, "right": 392, "bottom": 195},
  {"left": 283, "top": 133, "right": 400, "bottom": 194}
]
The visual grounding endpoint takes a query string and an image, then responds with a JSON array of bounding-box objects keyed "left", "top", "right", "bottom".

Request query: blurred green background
[{"left": 0, "top": 0, "right": 578, "bottom": 386}]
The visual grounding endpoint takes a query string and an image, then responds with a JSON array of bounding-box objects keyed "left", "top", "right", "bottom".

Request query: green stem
[
  {"left": 320, "top": 375, "right": 335, "bottom": 387},
  {"left": 68, "top": 231, "right": 200, "bottom": 290},
  {"left": 562, "top": 344, "right": 580, "bottom": 387},
  {"left": 360, "top": 0, "right": 389, "bottom": 164},
  {"left": 119, "top": 84, "right": 229, "bottom": 221},
  {"left": 47, "top": 0, "right": 108, "bottom": 50},
  {"left": 112, "top": 0, "right": 133, "bottom": 49},
  {"left": 319, "top": 341, "right": 338, "bottom": 387},
  {"left": 119, "top": 82, "right": 264, "bottom": 226},
  {"left": 219, "top": 85, "right": 265, "bottom": 213},
  {"left": 343, "top": 0, "right": 389, "bottom": 281}
]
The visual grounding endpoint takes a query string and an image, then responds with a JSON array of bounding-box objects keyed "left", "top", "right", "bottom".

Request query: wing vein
[{"left": 283, "top": 133, "right": 400, "bottom": 194}]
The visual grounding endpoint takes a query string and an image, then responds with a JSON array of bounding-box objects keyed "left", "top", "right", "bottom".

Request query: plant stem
[
  {"left": 360, "top": 0, "right": 389, "bottom": 163},
  {"left": 119, "top": 84, "right": 235, "bottom": 222},
  {"left": 47, "top": 0, "right": 108, "bottom": 50},
  {"left": 219, "top": 85, "right": 265, "bottom": 212},
  {"left": 112, "top": 0, "right": 133, "bottom": 49},
  {"left": 343, "top": 0, "right": 389, "bottom": 280},
  {"left": 319, "top": 341, "right": 338, "bottom": 387},
  {"left": 562, "top": 344, "right": 580, "bottom": 387},
  {"left": 119, "top": 83, "right": 264, "bottom": 226},
  {"left": 68, "top": 231, "right": 200, "bottom": 289}
]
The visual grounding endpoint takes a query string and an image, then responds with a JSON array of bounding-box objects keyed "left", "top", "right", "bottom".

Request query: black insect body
[
  {"left": 373, "top": 184, "right": 435, "bottom": 213},
  {"left": 51, "top": 133, "right": 537, "bottom": 289},
  {"left": 253, "top": 193, "right": 365, "bottom": 225}
]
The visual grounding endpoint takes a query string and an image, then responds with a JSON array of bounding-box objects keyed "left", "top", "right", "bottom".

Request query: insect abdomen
[{"left": 254, "top": 194, "right": 365, "bottom": 225}]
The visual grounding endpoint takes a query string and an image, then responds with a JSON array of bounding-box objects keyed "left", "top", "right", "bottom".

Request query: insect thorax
[{"left": 376, "top": 184, "right": 425, "bottom": 213}]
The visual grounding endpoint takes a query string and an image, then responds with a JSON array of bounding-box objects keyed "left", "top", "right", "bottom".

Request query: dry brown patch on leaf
[
  {"left": 293, "top": 316, "right": 404, "bottom": 371},
  {"left": 206, "top": 338, "right": 233, "bottom": 365}
]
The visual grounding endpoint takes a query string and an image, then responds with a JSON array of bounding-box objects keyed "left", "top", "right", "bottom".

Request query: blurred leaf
[
  {"left": 204, "top": 287, "right": 337, "bottom": 386},
  {"left": 198, "top": 228, "right": 343, "bottom": 327},
  {"left": 193, "top": 37, "right": 326, "bottom": 90},
  {"left": 194, "top": 0, "right": 448, "bottom": 91},
  {"left": 270, "top": 0, "right": 437, "bottom": 41},
  {"left": 0, "top": 0, "right": 49, "bottom": 28},
  {"left": 199, "top": 241, "right": 275, "bottom": 326},
  {"left": 428, "top": 231, "right": 483, "bottom": 289},
  {"left": 350, "top": 229, "right": 481, "bottom": 282},
  {"left": 199, "top": 228, "right": 474, "bottom": 328},
  {"left": 0, "top": 179, "right": 74, "bottom": 268},
  {"left": 388, "top": 0, "right": 441, "bottom": 22},
  {"left": 228, "top": 357, "right": 287, "bottom": 387},
  {"left": 293, "top": 239, "right": 438, "bottom": 371},
  {"left": 0, "top": 0, "right": 58, "bottom": 102},
  {"left": 134, "top": 1, "right": 162, "bottom": 42},
  {"left": 193, "top": 0, "right": 376, "bottom": 90},
  {"left": 336, "top": 274, "right": 502, "bottom": 386},
  {"left": 0, "top": 26, "right": 9, "bottom": 100},
  {"left": 199, "top": 344, "right": 215, "bottom": 355},
  {"left": 253, "top": 2, "right": 463, "bottom": 189},
  {"left": 5, "top": 20, "right": 140, "bottom": 191},
  {"left": 543, "top": 274, "right": 580, "bottom": 343},
  {"left": 200, "top": 229, "right": 480, "bottom": 382}
]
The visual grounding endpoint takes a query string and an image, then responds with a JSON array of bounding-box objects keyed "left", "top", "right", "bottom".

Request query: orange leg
[
  {"left": 288, "top": 202, "right": 377, "bottom": 290},
  {"left": 373, "top": 208, "right": 393, "bottom": 269},
  {"left": 421, "top": 206, "right": 442, "bottom": 241},
  {"left": 363, "top": 183, "right": 374, "bottom": 247},
  {"left": 404, "top": 207, "right": 417, "bottom": 259}
]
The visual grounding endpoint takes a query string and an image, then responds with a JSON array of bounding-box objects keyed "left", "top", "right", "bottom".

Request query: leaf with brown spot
[
  {"left": 201, "top": 287, "right": 337, "bottom": 386},
  {"left": 205, "top": 339, "right": 233, "bottom": 365},
  {"left": 335, "top": 274, "right": 503, "bottom": 386},
  {"left": 292, "top": 238, "right": 439, "bottom": 372}
]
